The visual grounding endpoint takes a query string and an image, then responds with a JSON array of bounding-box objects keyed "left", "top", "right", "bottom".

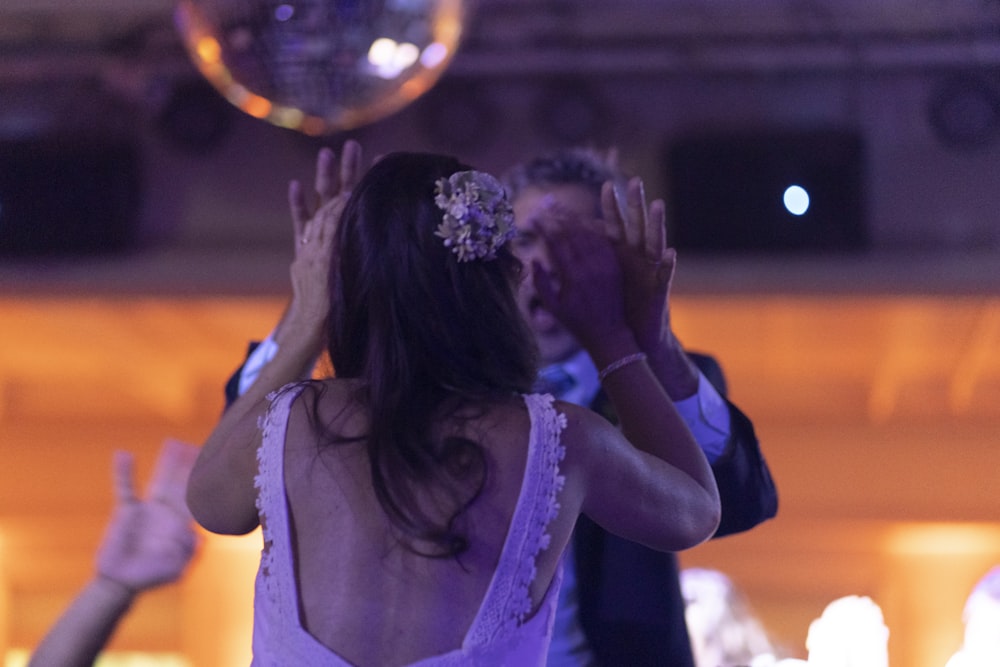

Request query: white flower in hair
[{"left": 434, "top": 170, "right": 516, "bottom": 262}]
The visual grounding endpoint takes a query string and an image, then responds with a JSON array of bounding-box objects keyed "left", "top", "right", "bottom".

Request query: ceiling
[
  {"left": 3, "top": 0, "right": 999, "bottom": 140},
  {"left": 464, "top": 0, "right": 1000, "bottom": 73},
  {"left": 2, "top": 0, "right": 1000, "bottom": 79},
  {"left": 2, "top": 0, "right": 1000, "bottom": 296},
  {"left": 3, "top": 0, "right": 999, "bottom": 150}
]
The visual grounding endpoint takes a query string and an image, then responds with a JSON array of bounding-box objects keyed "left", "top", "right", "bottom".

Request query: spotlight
[
  {"left": 783, "top": 185, "right": 810, "bottom": 216},
  {"left": 668, "top": 129, "right": 867, "bottom": 253}
]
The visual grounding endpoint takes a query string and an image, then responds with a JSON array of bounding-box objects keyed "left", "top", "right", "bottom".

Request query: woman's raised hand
[
  {"left": 531, "top": 200, "right": 636, "bottom": 362},
  {"left": 282, "top": 141, "right": 363, "bottom": 341},
  {"left": 599, "top": 176, "right": 677, "bottom": 355}
]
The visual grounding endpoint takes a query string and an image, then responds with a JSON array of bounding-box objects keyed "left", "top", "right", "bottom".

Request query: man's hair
[{"left": 502, "top": 147, "right": 620, "bottom": 202}]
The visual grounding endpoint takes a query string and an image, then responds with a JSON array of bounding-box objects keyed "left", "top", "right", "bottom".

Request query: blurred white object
[
  {"left": 681, "top": 567, "right": 777, "bottom": 667},
  {"left": 945, "top": 566, "right": 1000, "bottom": 667},
  {"left": 805, "top": 595, "right": 889, "bottom": 667}
]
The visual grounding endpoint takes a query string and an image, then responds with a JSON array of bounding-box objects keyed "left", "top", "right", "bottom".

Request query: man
[
  {"left": 228, "top": 143, "right": 777, "bottom": 666},
  {"left": 502, "top": 148, "right": 777, "bottom": 666}
]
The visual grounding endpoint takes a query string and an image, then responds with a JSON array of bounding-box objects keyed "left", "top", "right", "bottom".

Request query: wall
[
  {"left": 119, "top": 66, "right": 1000, "bottom": 257},
  {"left": 3, "top": 294, "right": 1000, "bottom": 667}
]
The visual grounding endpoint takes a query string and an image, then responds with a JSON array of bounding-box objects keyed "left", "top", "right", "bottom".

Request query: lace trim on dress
[
  {"left": 464, "top": 393, "right": 567, "bottom": 647},
  {"left": 254, "top": 384, "right": 305, "bottom": 614}
]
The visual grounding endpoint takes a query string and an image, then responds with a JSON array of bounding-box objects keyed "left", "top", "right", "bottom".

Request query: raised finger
[
  {"left": 315, "top": 195, "right": 349, "bottom": 249},
  {"left": 314, "top": 147, "right": 337, "bottom": 203},
  {"left": 338, "top": 140, "right": 363, "bottom": 193},
  {"left": 599, "top": 181, "right": 625, "bottom": 243},
  {"left": 646, "top": 198, "right": 667, "bottom": 259},
  {"left": 623, "top": 177, "right": 646, "bottom": 248},
  {"left": 659, "top": 247, "right": 678, "bottom": 291},
  {"left": 112, "top": 450, "right": 138, "bottom": 504},
  {"left": 289, "top": 180, "right": 309, "bottom": 240}
]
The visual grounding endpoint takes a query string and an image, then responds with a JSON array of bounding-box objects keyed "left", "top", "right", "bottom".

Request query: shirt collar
[{"left": 540, "top": 348, "right": 601, "bottom": 407}]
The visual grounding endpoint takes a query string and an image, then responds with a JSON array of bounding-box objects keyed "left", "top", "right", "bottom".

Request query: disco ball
[{"left": 174, "top": 0, "right": 467, "bottom": 136}]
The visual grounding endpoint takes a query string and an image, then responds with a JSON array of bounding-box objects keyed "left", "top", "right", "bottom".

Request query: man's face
[{"left": 510, "top": 182, "right": 599, "bottom": 365}]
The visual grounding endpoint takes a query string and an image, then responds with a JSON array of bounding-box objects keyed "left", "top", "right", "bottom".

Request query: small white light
[
  {"left": 420, "top": 42, "right": 449, "bottom": 68},
  {"left": 393, "top": 42, "right": 420, "bottom": 71},
  {"left": 368, "top": 38, "right": 398, "bottom": 67},
  {"left": 783, "top": 185, "right": 810, "bottom": 216}
]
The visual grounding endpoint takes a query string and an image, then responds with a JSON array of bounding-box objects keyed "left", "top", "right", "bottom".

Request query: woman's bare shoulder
[
  {"left": 552, "top": 399, "right": 619, "bottom": 438},
  {"left": 287, "top": 378, "right": 367, "bottom": 434},
  {"left": 549, "top": 399, "right": 629, "bottom": 469}
]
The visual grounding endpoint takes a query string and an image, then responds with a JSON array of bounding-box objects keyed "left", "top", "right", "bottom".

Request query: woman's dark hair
[{"left": 318, "top": 151, "right": 538, "bottom": 558}]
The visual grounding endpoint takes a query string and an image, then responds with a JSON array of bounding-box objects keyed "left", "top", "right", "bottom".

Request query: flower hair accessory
[{"left": 434, "top": 170, "right": 516, "bottom": 262}]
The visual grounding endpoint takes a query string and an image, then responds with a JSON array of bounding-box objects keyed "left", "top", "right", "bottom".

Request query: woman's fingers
[
  {"left": 316, "top": 140, "right": 363, "bottom": 203},
  {"left": 600, "top": 178, "right": 644, "bottom": 247},
  {"left": 292, "top": 141, "right": 362, "bottom": 249},
  {"left": 623, "top": 177, "right": 646, "bottom": 247},
  {"left": 314, "top": 147, "right": 337, "bottom": 203},
  {"left": 289, "top": 180, "right": 309, "bottom": 239},
  {"left": 600, "top": 177, "right": 668, "bottom": 262},
  {"left": 312, "top": 196, "right": 344, "bottom": 247},
  {"left": 600, "top": 181, "right": 624, "bottom": 242},
  {"left": 647, "top": 198, "right": 667, "bottom": 260},
  {"left": 339, "top": 139, "right": 363, "bottom": 192}
]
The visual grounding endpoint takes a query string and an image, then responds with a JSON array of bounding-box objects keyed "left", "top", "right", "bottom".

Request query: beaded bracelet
[{"left": 597, "top": 352, "right": 647, "bottom": 382}]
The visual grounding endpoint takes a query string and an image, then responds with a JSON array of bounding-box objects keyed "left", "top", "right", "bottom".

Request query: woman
[{"left": 187, "top": 146, "right": 720, "bottom": 666}]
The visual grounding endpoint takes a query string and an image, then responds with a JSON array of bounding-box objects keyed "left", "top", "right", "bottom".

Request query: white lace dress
[{"left": 250, "top": 386, "right": 568, "bottom": 667}]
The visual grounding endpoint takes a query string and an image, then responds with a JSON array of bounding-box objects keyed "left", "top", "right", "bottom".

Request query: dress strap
[
  {"left": 464, "top": 392, "right": 567, "bottom": 646},
  {"left": 254, "top": 383, "right": 308, "bottom": 614}
]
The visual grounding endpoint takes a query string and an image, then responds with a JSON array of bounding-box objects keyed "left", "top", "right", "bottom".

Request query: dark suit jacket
[
  {"left": 574, "top": 352, "right": 777, "bottom": 667},
  {"left": 224, "top": 348, "right": 776, "bottom": 666}
]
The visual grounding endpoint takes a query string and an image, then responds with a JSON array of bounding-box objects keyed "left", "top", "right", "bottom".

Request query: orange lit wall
[
  {"left": 673, "top": 295, "right": 1000, "bottom": 666},
  {"left": 2, "top": 294, "right": 999, "bottom": 666}
]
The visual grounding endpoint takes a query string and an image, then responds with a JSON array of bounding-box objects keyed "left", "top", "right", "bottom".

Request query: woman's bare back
[{"left": 273, "top": 380, "right": 578, "bottom": 666}]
